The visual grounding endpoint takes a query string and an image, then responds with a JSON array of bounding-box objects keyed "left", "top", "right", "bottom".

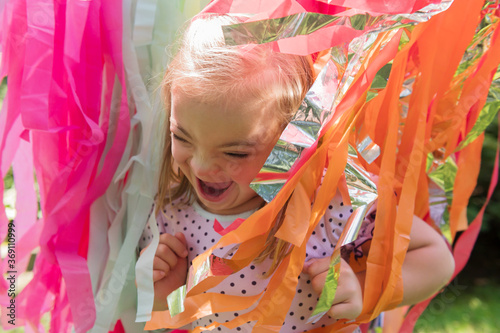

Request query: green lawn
[{"left": 415, "top": 282, "right": 500, "bottom": 333}]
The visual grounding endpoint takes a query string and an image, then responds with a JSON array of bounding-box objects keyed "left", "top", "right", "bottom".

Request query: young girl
[{"left": 139, "top": 14, "right": 455, "bottom": 332}]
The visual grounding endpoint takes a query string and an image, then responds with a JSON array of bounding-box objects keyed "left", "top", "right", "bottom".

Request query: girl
[{"left": 139, "top": 14, "right": 455, "bottom": 332}]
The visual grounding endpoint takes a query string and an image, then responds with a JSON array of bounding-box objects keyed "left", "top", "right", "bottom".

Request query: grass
[{"left": 414, "top": 281, "right": 500, "bottom": 333}]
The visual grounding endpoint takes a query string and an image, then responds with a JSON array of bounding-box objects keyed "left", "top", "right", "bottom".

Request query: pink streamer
[
  {"left": 1, "top": 0, "right": 129, "bottom": 331},
  {"left": 21, "top": 0, "right": 55, "bottom": 131},
  {"left": 0, "top": 139, "right": 40, "bottom": 329},
  {"left": 0, "top": 1, "right": 27, "bottom": 329},
  {"left": 273, "top": 25, "right": 364, "bottom": 55},
  {"left": 313, "top": 0, "right": 438, "bottom": 14},
  {"left": 203, "top": 0, "right": 437, "bottom": 17},
  {"left": 12, "top": 140, "right": 38, "bottom": 244},
  {"left": 213, "top": 218, "right": 245, "bottom": 236}
]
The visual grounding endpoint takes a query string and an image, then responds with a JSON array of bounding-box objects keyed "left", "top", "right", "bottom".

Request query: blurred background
[{"left": 1, "top": 75, "right": 499, "bottom": 332}]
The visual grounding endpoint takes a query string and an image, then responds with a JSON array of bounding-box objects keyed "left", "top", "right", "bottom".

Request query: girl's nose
[{"left": 190, "top": 154, "right": 222, "bottom": 180}]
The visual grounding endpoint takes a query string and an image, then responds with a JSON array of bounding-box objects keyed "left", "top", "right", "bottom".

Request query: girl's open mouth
[{"left": 197, "top": 178, "right": 233, "bottom": 201}]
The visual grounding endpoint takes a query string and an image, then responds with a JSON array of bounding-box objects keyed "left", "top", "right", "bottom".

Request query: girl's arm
[{"left": 398, "top": 215, "right": 455, "bottom": 305}]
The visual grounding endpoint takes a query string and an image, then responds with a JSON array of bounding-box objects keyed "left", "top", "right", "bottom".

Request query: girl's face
[{"left": 170, "top": 91, "right": 282, "bottom": 215}]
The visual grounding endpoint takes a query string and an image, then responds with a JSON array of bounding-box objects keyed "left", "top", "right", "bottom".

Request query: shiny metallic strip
[
  {"left": 167, "top": 253, "right": 241, "bottom": 316},
  {"left": 397, "top": 1, "right": 453, "bottom": 22},
  {"left": 223, "top": 12, "right": 340, "bottom": 45},
  {"left": 427, "top": 155, "right": 457, "bottom": 194},
  {"left": 455, "top": 100, "right": 500, "bottom": 152},
  {"left": 356, "top": 135, "right": 381, "bottom": 164},
  {"left": 223, "top": 2, "right": 453, "bottom": 47},
  {"left": 167, "top": 284, "right": 187, "bottom": 317}
]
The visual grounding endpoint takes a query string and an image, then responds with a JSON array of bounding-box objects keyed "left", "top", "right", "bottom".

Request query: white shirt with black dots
[{"left": 139, "top": 190, "right": 362, "bottom": 332}]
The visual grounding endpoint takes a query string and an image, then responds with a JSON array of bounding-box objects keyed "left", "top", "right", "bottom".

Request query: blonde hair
[{"left": 157, "top": 14, "right": 314, "bottom": 275}]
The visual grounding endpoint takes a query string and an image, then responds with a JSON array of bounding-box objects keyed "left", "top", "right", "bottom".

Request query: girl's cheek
[
  {"left": 224, "top": 159, "right": 244, "bottom": 178},
  {"left": 171, "top": 145, "right": 190, "bottom": 164},
  {"left": 227, "top": 158, "right": 264, "bottom": 184}
]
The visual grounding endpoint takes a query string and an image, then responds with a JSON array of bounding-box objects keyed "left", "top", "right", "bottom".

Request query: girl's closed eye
[
  {"left": 172, "top": 133, "right": 189, "bottom": 143},
  {"left": 225, "top": 152, "right": 249, "bottom": 159}
]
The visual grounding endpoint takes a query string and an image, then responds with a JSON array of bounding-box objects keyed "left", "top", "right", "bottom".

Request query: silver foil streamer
[
  {"left": 397, "top": 1, "right": 453, "bottom": 22},
  {"left": 222, "top": 1, "right": 452, "bottom": 48},
  {"left": 167, "top": 254, "right": 240, "bottom": 317},
  {"left": 426, "top": 152, "right": 457, "bottom": 243},
  {"left": 356, "top": 135, "right": 381, "bottom": 164},
  {"left": 245, "top": 2, "right": 453, "bottom": 202},
  {"left": 167, "top": 285, "right": 187, "bottom": 317},
  {"left": 223, "top": 12, "right": 341, "bottom": 45}
]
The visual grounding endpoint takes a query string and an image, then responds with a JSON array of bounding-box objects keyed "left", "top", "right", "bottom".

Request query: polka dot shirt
[{"left": 139, "top": 190, "right": 361, "bottom": 332}]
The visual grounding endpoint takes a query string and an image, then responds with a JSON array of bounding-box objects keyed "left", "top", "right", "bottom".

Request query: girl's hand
[
  {"left": 142, "top": 232, "right": 189, "bottom": 311},
  {"left": 303, "top": 257, "right": 363, "bottom": 320}
]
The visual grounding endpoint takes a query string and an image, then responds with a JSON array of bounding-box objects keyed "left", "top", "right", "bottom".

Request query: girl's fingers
[
  {"left": 174, "top": 232, "right": 188, "bottom": 248},
  {"left": 327, "top": 299, "right": 362, "bottom": 320},
  {"left": 153, "top": 255, "right": 171, "bottom": 274},
  {"left": 328, "top": 273, "right": 362, "bottom": 317},
  {"left": 327, "top": 273, "right": 363, "bottom": 320},
  {"left": 139, "top": 244, "right": 149, "bottom": 256},
  {"left": 303, "top": 258, "right": 330, "bottom": 296},
  {"left": 155, "top": 243, "right": 179, "bottom": 269},
  {"left": 302, "top": 257, "right": 331, "bottom": 278},
  {"left": 159, "top": 233, "right": 189, "bottom": 258},
  {"left": 152, "top": 269, "right": 166, "bottom": 283}
]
